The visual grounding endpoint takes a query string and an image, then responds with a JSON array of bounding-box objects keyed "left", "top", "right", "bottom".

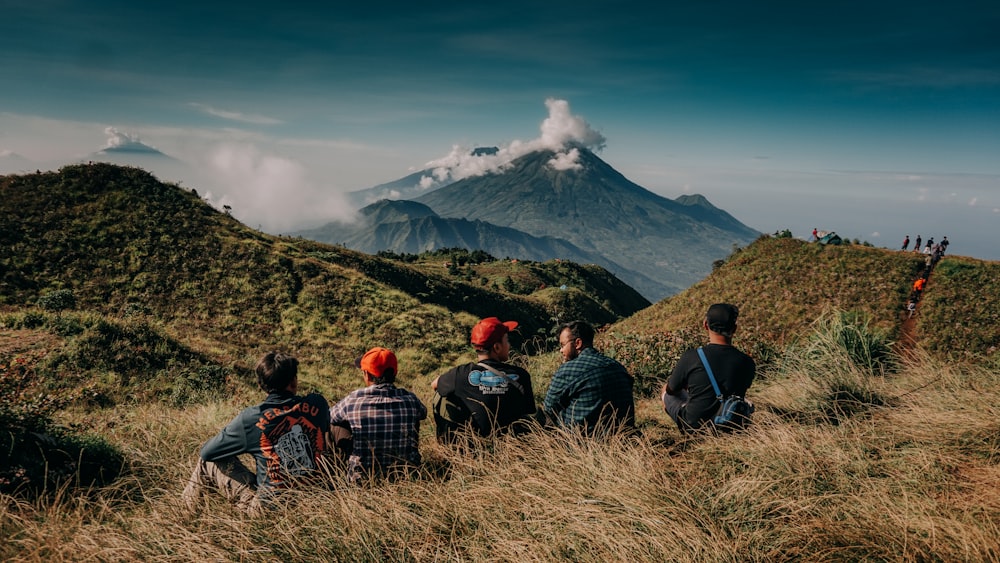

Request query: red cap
[
  {"left": 470, "top": 317, "right": 518, "bottom": 348},
  {"left": 354, "top": 347, "right": 398, "bottom": 379}
]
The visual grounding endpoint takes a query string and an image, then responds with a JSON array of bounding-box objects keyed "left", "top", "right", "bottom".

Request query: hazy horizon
[{"left": 2, "top": 1, "right": 997, "bottom": 260}]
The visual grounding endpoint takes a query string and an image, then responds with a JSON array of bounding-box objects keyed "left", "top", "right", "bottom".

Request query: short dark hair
[
  {"left": 560, "top": 320, "right": 595, "bottom": 348},
  {"left": 255, "top": 352, "right": 298, "bottom": 392}
]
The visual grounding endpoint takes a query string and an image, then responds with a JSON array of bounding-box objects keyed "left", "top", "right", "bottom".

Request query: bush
[
  {"left": 0, "top": 353, "right": 125, "bottom": 496},
  {"left": 805, "top": 310, "right": 896, "bottom": 376},
  {"left": 37, "top": 289, "right": 76, "bottom": 313}
]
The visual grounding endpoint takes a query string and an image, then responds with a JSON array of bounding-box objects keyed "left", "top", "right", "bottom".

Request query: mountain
[
  {"left": 346, "top": 146, "right": 500, "bottom": 207},
  {"left": 0, "top": 150, "right": 33, "bottom": 174},
  {"left": 293, "top": 200, "right": 661, "bottom": 292},
  {"left": 414, "top": 148, "right": 760, "bottom": 300},
  {"left": 607, "top": 235, "right": 999, "bottom": 365}
]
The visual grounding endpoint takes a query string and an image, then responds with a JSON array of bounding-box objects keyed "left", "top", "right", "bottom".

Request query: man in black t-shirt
[
  {"left": 432, "top": 317, "right": 536, "bottom": 442},
  {"left": 662, "top": 304, "right": 755, "bottom": 433}
]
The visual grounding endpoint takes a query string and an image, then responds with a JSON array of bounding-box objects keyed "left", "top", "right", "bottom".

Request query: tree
[{"left": 37, "top": 289, "right": 76, "bottom": 314}]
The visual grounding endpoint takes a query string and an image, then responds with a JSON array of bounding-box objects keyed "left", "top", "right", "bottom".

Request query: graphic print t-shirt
[
  {"left": 435, "top": 361, "right": 535, "bottom": 435},
  {"left": 256, "top": 393, "right": 330, "bottom": 488}
]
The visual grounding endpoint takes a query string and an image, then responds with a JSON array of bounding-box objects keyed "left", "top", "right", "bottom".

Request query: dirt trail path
[{"left": 896, "top": 311, "right": 918, "bottom": 359}]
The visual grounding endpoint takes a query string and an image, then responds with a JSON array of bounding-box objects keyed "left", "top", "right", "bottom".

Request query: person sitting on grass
[
  {"left": 329, "top": 347, "right": 426, "bottom": 483},
  {"left": 431, "top": 316, "right": 536, "bottom": 444},
  {"left": 182, "top": 352, "right": 330, "bottom": 514},
  {"left": 543, "top": 320, "right": 635, "bottom": 435},
  {"left": 662, "top": 304, "right": 756, "bottom": 434}
]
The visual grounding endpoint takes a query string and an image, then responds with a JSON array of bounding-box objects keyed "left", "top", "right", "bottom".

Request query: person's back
[
  {"left": 544, "top": 321, "right": 635, "bottom": 434},
  {"left": 333, "top": 384, "right": 425, "bottom": 476},
  {"left": 667, "top": 344, "right": 755, "bottom": 431},
  {"left": 184, "top": 352, "right": 330, "bottom": 513},
  {"left": 663, "top": 304, "right": 756, "bottom": 433},
  {"left": 433, "top": 317, "right": 536, "bottom": 442},
  {"left": 330, "top": 347, "right": 426, "bottom": 481},
  {"left": 435, "top": 359, "right": 535, "bottom": 437}
]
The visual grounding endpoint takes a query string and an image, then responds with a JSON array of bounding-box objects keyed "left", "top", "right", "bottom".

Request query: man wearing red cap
[
  {"left": 432, "top": 317, "right": 536, "bottom": 442},
  {"left": 329, "top": 347, "right": 426, "bottom": 482}
]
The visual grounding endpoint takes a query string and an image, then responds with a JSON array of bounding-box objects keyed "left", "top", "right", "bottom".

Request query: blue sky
[{"left": 2, "top": 1, "right": 998, "bottom": 259}]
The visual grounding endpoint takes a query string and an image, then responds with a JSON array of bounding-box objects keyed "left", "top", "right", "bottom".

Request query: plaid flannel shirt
[
  {"left": 329, "top": 384, "right": 427, "bottom": 480},
  {"left": 543, "top": 347, "right": 635, "bottom": 432}
]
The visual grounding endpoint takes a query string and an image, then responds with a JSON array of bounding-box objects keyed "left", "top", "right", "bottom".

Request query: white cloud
[
  {"left": 190, "top": 103, "right": 283, "bottom": 125},
  {"left": 538, "top": 98, "right": 606, "bottom": 151},
  {"left": 422, "top": 98, "right": 605, "bottom": 182},
  {"left": 870, "top": 231, "right": 880, "bottom": 238},
  {"left": 203, "top": 143, "right": 354, "bottom": 232},
  {"left": 969, "top": 197, "right": 978, "bottom": 206}
]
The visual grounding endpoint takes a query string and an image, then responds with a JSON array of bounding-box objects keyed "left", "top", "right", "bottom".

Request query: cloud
[
  {"left": 548, "top": 148, "right": 582, "bottom": 171},
  {"left": 870, "top": 231, "right": 880, "bottom": 238},
  {"left": 202, "top": 143, "right": 353, "bottom": 232},
  {"left": 826, "top": 67, "right": 1000, "bottom": 89},
  {"left": 190, "top": 103, "right": 283, "bottom": 125},
  {"left": 538, "top": 98, "right": 606, "bottom": 151},
  {"left": 420, "top": 98, "right": 605, "bottom": 184}
]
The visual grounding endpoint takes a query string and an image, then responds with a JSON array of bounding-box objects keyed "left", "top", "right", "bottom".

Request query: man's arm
[
  {"left": 543, "top": 366, "right": 571, "bottom": 413},
  {"left": 199, "top": 412, "right": 252, "bottom": 462}
]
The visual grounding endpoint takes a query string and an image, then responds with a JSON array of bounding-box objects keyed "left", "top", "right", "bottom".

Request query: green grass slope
[
  {"left": 1, "top": 164, "right": 645, "bottom": 370},
  {"left": 610, "top": 235, "right": 999, "bottom": 366}
]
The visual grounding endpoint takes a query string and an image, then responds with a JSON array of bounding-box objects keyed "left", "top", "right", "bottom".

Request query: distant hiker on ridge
[
  {"left": 543, "top": 320, "right": 635, "bottom": 434},
  {"left": 183, "top": 352, "right": 330, "bottom": 514},
  {"left": 662, "top": 304, "right": 756, "bottom": 434},
  {"left": 914, "top": 235, "right": 922, "bottom": 253},
  {"left": 901, "top": 235, "right": 910, "bottom": 251},
  {"left": 431, "top": 317, "right": 536, "bottom": 445}
]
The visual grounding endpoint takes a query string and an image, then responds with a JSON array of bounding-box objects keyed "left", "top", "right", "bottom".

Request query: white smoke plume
[
  {"left": 420, "top": 98, "right": 605, "bottom": 185},
  {"left": 101, "top": 127, "right": 159, "bottom": 152}
]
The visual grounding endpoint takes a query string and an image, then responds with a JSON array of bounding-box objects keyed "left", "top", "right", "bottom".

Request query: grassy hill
[
  {"left": 1, "top": 164, "right": 646, "bottom": 379},
  {"left": 609, "top": 235, "right": 999, "bottom": 366},
  {"left": 2, "top": 165, "right": 999, "bottom": 561}
]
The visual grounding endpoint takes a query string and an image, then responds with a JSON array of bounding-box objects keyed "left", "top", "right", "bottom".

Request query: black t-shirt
[
  {"left": 667, "top": 344, "right": 755, "bottom": 430},
  {"left": 435, "top": 359, "right": 536, "bottom": 436}
]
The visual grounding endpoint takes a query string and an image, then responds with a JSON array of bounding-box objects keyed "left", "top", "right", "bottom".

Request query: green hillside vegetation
[
  {"left": 610, "top": 235, "right": 998, "bottom": 364},
  {"left": 377, "top": 247, "right": 650, "bottom": 324},
  {"left": 2, "top": 165, "right": 999, "bottom": 560}
]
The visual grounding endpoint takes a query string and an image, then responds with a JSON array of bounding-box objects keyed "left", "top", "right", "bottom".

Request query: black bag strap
[
  {"left": 476, "top": 362, "right": 526, "bottom": 395},
  {"left": 696, "top": 347, "right": 725, "bottom": 401}
]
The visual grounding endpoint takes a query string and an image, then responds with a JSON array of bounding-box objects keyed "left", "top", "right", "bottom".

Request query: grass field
[{"left": 3, "top": 336, "right": 999, "bottom": 562}]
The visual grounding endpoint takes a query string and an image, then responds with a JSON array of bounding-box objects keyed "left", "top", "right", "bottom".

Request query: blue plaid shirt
[
  {"left": 329, "top": 384, "right": 427, "bottom": 480},
  {"left": 543, "top": 347, "right": 635, "bottom": 432}
]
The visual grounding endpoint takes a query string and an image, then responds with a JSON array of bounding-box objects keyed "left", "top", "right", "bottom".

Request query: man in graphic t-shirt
[
  {"left": 182, "top": 352, "right": 330, "bottom": 513},
  {"left": 662, "top": 304, "right": 755, "bottom": 433},
  {"left": 432, "top": 317, "right": 536, "bottom": 443}
]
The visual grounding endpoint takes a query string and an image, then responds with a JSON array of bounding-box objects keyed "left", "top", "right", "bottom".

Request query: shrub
[
  {"left": 0, "top": 353, "right": 125, "bottom": 497},
  {"left": 805, "top": 310, "right": 896, "bottom": 376},
  {"left": 37, "top": 289, "right": 76, "bottom": 314}
]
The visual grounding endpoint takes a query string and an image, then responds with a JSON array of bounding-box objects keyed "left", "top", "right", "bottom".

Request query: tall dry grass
[{"left": 3, "top": 348, "right": 1000, "bottom": 562}]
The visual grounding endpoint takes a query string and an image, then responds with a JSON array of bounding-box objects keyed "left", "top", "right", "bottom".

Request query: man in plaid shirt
[
  {"left": 330, "top": 347, "right": 426, "bottom": 482},
  {"left": 543, "top": 320, "right": 635, "bottom": 434}
]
